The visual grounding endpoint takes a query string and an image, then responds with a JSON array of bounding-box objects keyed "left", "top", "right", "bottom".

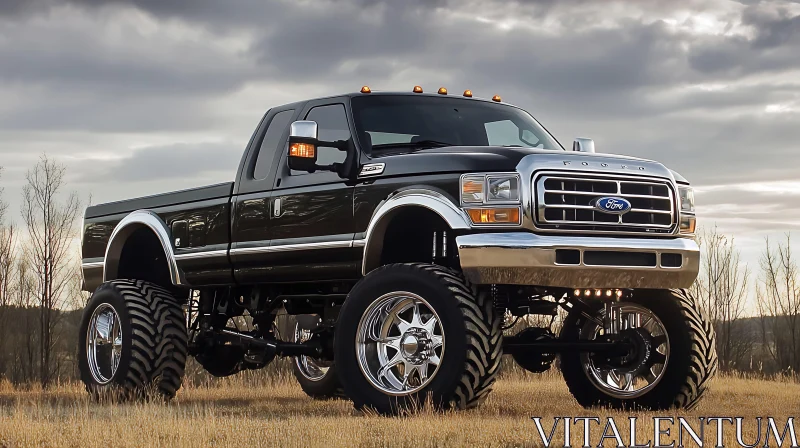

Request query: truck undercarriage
[{"left": 187, "top": 283, "right": 641, "bottom": 368}]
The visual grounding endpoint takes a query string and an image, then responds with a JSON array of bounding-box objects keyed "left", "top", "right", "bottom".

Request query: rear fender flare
[{"left": 103, "top": 210, "right": 186, "bottom": 286}]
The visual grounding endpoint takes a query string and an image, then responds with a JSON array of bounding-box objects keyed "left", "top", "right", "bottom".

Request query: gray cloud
[
  {"left": 74, "top": 142, "right": 242, "bottom": 183},
  {"left": 0, "top": 0, "right": 799, "bottom": 268}
]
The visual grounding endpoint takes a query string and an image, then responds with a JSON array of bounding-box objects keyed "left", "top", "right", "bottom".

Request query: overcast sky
[{"left": 1, "top": 0, "right": 799, "bottom": 272}]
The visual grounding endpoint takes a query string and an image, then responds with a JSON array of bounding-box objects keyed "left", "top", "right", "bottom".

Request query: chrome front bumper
[{"left": 456, "top": 232, "right": 699, "bottom": 289}]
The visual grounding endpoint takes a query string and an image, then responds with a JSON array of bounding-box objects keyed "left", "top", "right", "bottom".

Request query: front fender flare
[{"left": 361, "top": 188, "right": 471, "bottom": 275}]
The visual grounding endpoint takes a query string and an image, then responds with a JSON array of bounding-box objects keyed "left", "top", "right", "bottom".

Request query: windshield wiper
[{"left": 372, "top": 139, "right": 455, "bottom": 151}]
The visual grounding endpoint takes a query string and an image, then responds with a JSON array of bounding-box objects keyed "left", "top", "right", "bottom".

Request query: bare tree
[
  {"left": 0, "top": 168, "right": 15, "bottom": 310},
  {"left": 757, "top": 234, "right": 800, "bottom": 374},
  {"left": 0, "top": 166, "right": 6, "bottom": 219},
  {"left": 10, "top": 257, "right": 40, "bottom": 383},
  {"left": 20, "top": 155, "right": 80, "bottom": 388},
  {"left": 0, "top": 166, "right": 13, "bottom": 379},
  {"left": 0, "top": 165, "right": 7, "bottom": 304},
  {"left": 691, "top": 227, "right": 753, "bottom": 371}
]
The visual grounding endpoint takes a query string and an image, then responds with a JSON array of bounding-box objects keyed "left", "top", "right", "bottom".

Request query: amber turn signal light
[
  {"left": 438, "top": 87, "right": 448, "bottom": 95},
  {"left": 413, "top": 85, "right": 423, "bottom": 93},
  {"left": 360, "top": 86, "right": 371, "bottom": 94},
  {"left": 461, "top": 179, "right": 483, "bottom": 194},
  {"left": 289, "top": 142, "right": 316, "bottom": 158},
  {"left": 679, "top": 215, "right": 697, "bottom": 234},
  {"left": 466, "top": 208, "right": 520, "bottom": 224},
  {"left": 463, "top": 90, "right": 473, "bottom": 97},
  {"left": 492, "top": 95, "right": 502, "bottom": 102}
]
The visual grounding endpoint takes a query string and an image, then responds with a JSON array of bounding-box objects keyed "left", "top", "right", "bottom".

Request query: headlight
[
  {"left": 460, "top": 173, "right": 522, "bottom": 226},
  {"left": 487, "top": 175, "right": 520, "bottom": 202},
  {"left": 678, "top": 186, "right": 695, "bottom": 213},
  {"left": 678, "top": 186, "right": 696, "bottom": 235},
  {"left": 461, "top": 173, "right": 521, "bottom": 205}
]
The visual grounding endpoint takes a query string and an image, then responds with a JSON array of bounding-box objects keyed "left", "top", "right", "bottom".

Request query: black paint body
[{"left": 81, "top": 93, "right": 559, "bottom": 291}]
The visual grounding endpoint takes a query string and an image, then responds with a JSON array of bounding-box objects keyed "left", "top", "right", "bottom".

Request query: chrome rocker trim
[{"left": 456, "top": 232, "right": 699, "bottom": 289}]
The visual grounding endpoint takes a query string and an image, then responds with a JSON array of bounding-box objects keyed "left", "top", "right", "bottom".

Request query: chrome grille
[{"left": 534, "top": 173, "right": 676, "bottom": 234}]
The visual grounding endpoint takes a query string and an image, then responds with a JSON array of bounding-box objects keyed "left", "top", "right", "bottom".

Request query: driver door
[{"left": 262, "top": 99, "right": 360, "bottom": 282}]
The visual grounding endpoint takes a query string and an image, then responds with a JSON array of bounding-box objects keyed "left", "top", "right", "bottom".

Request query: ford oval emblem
[{"left": 595, "top": 197, "right": 632, "bottom": 215}]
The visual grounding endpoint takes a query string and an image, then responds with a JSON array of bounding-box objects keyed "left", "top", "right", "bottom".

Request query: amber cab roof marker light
[
  {"left": 360, "top": 86, "right": 371, "bottom": 94},
  {"left": 413, "top": 86, "right": 423, "bottom": 93},
  {"left": 438, "top": 87, "right": 448, "bottom": 95},
  {"left": 463, "top": 90, "right": 473, "bottom": 97},
  {"left": 492, "top": 95, "right": 502, "bottom": 102}
]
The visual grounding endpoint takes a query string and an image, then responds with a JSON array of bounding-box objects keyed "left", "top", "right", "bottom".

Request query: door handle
[
  {"left": 273, "top": 198, "right": 282, "bottom": 217},
  {"left": 171, "top": 220, "right": 188, "bottom": 247}
]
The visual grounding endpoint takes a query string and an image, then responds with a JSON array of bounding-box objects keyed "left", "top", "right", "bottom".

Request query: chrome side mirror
[
  {"left": 287, "top": 121, "right": 319, "bottom": 172},
  {"left": 290, "top": 120, "right": 318, "bottom": 140},
  {"left": 572, "top": 137, "right": 595, "bottom": 153}
]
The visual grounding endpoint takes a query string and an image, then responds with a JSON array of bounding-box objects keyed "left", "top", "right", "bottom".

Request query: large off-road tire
[
  {"left": 78, "top": 279, "right": 188, "bottom": 400},
  {"left": 560, "top": 288, "right": 717, "bottom": 410},
  {"left": 291, "top": 320, "right": 344, "bottom": 399},
  {"left": 335, "top": 263, "right": 502, "bottom": 414}
]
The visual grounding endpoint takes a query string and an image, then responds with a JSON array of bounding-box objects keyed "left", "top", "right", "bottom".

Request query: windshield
[{"left": 351, "top": 95, "right": 563, "bottom": 155}]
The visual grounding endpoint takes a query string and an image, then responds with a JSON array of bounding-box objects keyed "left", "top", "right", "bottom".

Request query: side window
[
  {"left": 254, "top": 109, "right": 295, "bottom": 180},
  {"left": 296, "top": 104, "right": 349, "bottom": 173}
]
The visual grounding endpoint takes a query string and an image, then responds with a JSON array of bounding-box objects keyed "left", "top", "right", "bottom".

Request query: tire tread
[
  {"left": 82, "top": 279, "right": 188, "bottom": 400},
  {"left": 398, "top": 263, "right": 503, "bottom": 410}
]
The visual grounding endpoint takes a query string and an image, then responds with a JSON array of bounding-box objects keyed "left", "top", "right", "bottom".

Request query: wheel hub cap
[
  {"left": 86, "top": 303, "right": 123, "bottom": 384},
  {"left": 400, "top": 328, "right": 435, "bottom": 364},
  {"left": 294, "top": 323, "right": 331, "bottom": 382},
  {"left": 401, "top": 334, "right": 419, "bottom": 357},
  {"left": 356, "top": 292, "right": 445, "bottom": 396},
  {"left": 581, "top": 302, "right": 670, "bottom": 399}
]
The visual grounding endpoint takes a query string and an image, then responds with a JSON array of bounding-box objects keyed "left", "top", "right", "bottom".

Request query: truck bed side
[{"left": 81, "top": 182, "right": 234, "bottom": 291}]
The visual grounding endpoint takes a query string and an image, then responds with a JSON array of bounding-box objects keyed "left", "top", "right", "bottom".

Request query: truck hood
[{"left": 369, "top": 146, "right": 677, "bottom": 181}]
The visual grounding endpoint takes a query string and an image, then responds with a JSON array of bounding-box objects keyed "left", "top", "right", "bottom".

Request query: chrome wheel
[
  {"left": 356, "top": 291, "right": 444, "bottom": 396},
  {"left": 86, "top": 303, "right": 123, "bottom": 384},
  {"left": 581, "top": 303, "right": 670, "bottom": 399},
  {"left": 294, "top": 323, "right": 331, "bottom": 381}
]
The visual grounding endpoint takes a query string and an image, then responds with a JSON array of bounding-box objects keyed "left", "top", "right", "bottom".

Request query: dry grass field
[{"left": 1, "top": 368, "right": 798, "bottom": 448}]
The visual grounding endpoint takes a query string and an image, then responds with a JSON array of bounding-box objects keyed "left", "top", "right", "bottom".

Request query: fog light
[{"left": 574, "top": 289, "right": 581, "bottom": 297}]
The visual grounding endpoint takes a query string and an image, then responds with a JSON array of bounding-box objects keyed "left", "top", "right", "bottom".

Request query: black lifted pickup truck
[{"left": 79, "top": 87, "right": 717, "bottom": 413}]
